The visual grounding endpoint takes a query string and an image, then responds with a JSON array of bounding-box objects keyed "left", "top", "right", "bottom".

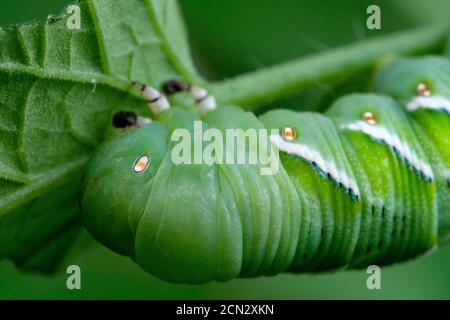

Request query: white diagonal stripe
[
  {"left": 270, "top": 134, "right": 360, "bottom": 198},
  {"left": 341, "top": 121, "right": 433, "bottom": 180},
  {"left": 407, "top": 96, "right": 450, "bottom": 113}
]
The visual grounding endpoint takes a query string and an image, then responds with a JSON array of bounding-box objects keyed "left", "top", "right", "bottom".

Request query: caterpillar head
[
  {"left": 81, "top": 107, "right": 250, "bottom": 284},
  {"left": 81, "top": 122, "right": 169, "bottom": 257},
  {"left": 375, "top": 56, "right": 450, "bottom": 113}
]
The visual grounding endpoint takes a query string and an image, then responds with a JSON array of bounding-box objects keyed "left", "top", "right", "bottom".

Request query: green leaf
[
  {"left": 86, "top": 0, "right": 200, "bottom": 84},
  {"left": 0, "top": 0, "right": 198, "bottom": 269},
  {"left": 0, "top": 178, "right": 81, "bottom": 272}
]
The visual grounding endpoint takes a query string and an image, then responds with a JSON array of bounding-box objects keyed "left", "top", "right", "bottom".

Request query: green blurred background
[{"left": 0, "top": 0, "right": 449, "bottom": 299}]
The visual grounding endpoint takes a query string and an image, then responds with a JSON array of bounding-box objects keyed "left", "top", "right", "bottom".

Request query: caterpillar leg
[
  {"left": 132, "top": 81, "right": 170, "bottom": 115},
  {"left": 112, "top": 110, "right": 152, "bottom": 128},
  {"left": 164, "top": 79, "right": 217, "bottom": 115}
]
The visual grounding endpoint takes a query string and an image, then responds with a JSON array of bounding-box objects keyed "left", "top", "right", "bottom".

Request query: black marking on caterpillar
[
  {"left": 112, "top": 110, "right": 152, "bottom": 128},
  {"left": 341, "top": 122, "right": 434, "bottom": 182},
  {"left": 162, "top": 79, "right": 217, "bottom": 115},
  {"left": 273, "top": 134, "right": 360, "bottom": 201},
  {"left": 163, "top": 79, "right": 190, "bottom": 94},
  {"left": 113, "top": 111, "right": 138, "bottom": 128},
  {"left": 288, "top": 152, "right": 360, "bottom": 201},
  {"left": 132, "top": 81, "right": 170, "bottom": 115}
]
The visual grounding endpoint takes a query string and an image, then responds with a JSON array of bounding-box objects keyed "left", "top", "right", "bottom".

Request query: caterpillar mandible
[{"left": 81, "top": 56, "right": 450, "bottom": 284}]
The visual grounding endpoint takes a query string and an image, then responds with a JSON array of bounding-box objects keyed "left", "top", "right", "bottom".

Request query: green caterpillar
[{"left": 81, "top": 56, "right": 450, "bottom": 284}]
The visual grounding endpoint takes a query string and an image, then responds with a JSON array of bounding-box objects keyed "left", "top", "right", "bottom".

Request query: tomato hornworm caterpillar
[{"left": 81, "top": 56, "right": 449, "bottom": 284}]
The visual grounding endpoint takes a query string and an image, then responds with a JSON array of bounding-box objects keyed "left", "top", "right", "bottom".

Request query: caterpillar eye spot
[
  {"left": 280, "top": 126, "right": 296, "bottom": 141},
  {"left": 133, "top": 155, "right": 150, "bottom": 174},
  {"left": 416, "top": 82, "right": 431, "bottom": 97},
  {"left": 361, "top": 111, "right": 377, "bottom": 125}
]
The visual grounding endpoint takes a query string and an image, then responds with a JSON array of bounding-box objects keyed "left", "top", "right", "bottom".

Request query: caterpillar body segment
[
  {"left": 375, "top": 56, "right": 450, "bottom": 242},
  {"left": 260, "top": 111, "right": 362, "bottom": 272},
  {"left": 81, "top": 57, "right": 450, "bottom": 284},
  {"left": 326, "top": 94, "right": 438, "bottom": 267},
  {"left": 201, "top": 107, "right": 301, "bottom": 278},
  {"left": 132, "top": 107, "right": 302, "bottom": 283},
  {"left": 82, "top": 123, "right": 169, "bottom": 256}
]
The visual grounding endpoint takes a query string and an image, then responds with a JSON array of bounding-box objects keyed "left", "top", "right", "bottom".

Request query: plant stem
[{"left": 210, "top": 23, "right": 448, "bottom": 110}]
